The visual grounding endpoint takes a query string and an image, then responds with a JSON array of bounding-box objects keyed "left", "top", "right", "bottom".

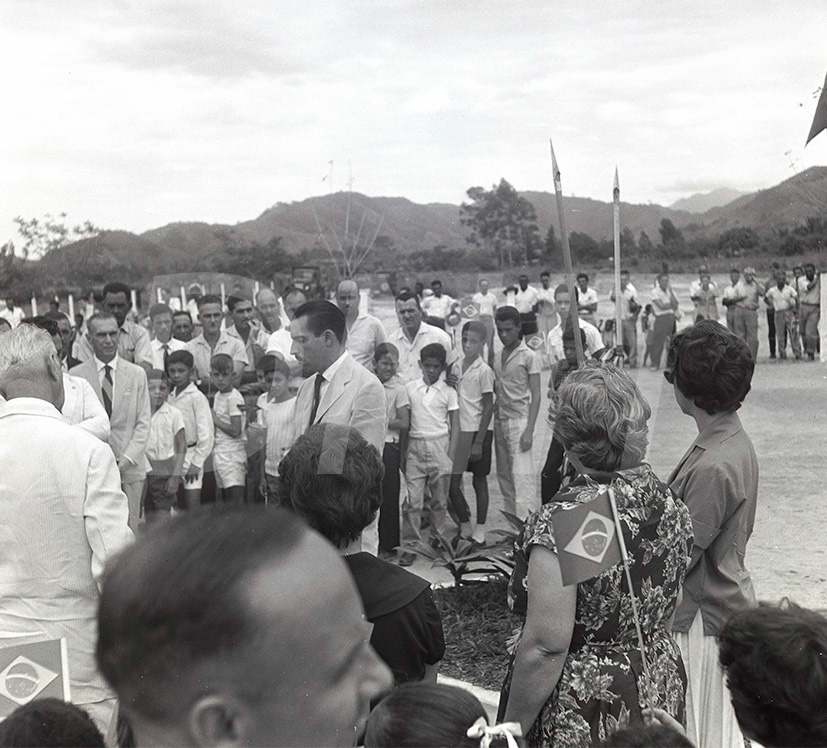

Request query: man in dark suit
[
  {"left": 46, "top": 310, "right": 82, "bottom": 369},
  {"left": 71, "top": 313, "right": 150, "bottom": 530}
]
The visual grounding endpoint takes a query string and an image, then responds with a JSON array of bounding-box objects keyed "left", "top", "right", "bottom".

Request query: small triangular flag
[{"left": 806, "top": 74, "right": 827, "bottom": 145}]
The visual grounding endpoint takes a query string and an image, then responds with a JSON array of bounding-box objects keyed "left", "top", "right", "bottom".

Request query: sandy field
[{"left": 369, "top": 273, "right": 827, "bottom": 610}]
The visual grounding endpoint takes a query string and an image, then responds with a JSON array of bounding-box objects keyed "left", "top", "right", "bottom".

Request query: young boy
[
  {"left": 144, "top": 369, "right": 186, "bottom": 521},
  {"left": 210, "top": 353, "right": 247, "bottom": 503},
  {"left": 493, "top": 306, "right": 541, "bottom": 519},
  {"left": 166, "top": 349, "right": 214, "bottom": 509},
  {"left": 448, "top": 321, "right": 494, "bottom": 543},
  {"left": 252, "top": 355, "right": 296, "bottom": 504},
  {"left": 374, "top": 343, "right": 410, "bottom": 558},
  {"left": 399, "top": 343, "right": 459, "bottom": 566}
]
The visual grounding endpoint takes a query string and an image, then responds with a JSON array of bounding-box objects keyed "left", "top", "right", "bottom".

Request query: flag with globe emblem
[
  {"left": 0, "top": 639, "right": 69, "bottom": 718},
  {"left": 551, "top": 490, "right": 623, "bottom": 586}
]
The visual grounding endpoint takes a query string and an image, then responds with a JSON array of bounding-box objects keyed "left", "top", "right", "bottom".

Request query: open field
[{"left": 369, "top": 274, "right": 827, "bottom": 610}]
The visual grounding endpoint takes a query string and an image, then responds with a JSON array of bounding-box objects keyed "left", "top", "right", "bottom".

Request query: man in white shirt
[
  {"left": 546, "top": 284, "right": 603, "bottom": 376},
  {"left": 689, "top": 263, "right": 719, "bottom": 300},
  {"left": 0, "top": 324, "right": 132, "bottom": 740},
  {"left": 514, "top": 274, "right": 540, "bottom": 337},
  {"left": 610, "top": 270, "right": 641, "bottom": 367},
  {"left": 420, "top": 279, "right": 456, "bottom": 329},
  {"left": 797, "top": 263, "right": 821, "bottom": 360},
  {"left": 472, "top": 278, "right": 498, "bottom": 364},
  {"left": 576, "top": 273, "right": 599, "bottom": 326},
  {"left": 721, "top": 268, "right": 741, "bottom": 331},
  {"left": 389, "top": 290, "right": 456, "bottom": 382},
  {"left": 225, "top": 295, "right": 268, "bottom": 384},
  {"left": 256, "top": 287, "right": 292, "bottom": 336},
  {"left": 74, "top": 281, "right": 153, "bottom": 371},
  {"left": 765, "top": 271, "right": 802, "bottom": 359},
  {"left": 186, "top": 294, "right": 249, "bottom": 387},
  {"left": 148, "top": 303, "right": 187, "bottom": 371},
  {"left": 536, "top": 271, "right": 558, "bottom": 352},
  {"left": 336, "top": 279, "right": 386, "bottom": 371},
  {"left": 0, "top": 298, "right": 25, "bottom": 328}
]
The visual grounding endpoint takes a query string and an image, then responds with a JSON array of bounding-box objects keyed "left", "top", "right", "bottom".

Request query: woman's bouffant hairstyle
[
  {"left": 277, "top": 423, "right": 383, "bottom": 547},
  {"left": 665, "top": 320, "right": 753, "bottom": 415},
  {"left": 718, "top": 600, "right": 827, "bottom": 747},
  {"left": 364, "top": 683, "right": 487, "bottom": 748},
  {"left": 550, "top": 361, "right": 651, "bottom": 471}
]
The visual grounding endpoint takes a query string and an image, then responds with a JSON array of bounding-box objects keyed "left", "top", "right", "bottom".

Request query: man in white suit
[
  {"left": 0, "top": 324, "right": 132, "bottom": 740},
  {"left": 71, "top": 313, "right": 151, "bottom": 529}
]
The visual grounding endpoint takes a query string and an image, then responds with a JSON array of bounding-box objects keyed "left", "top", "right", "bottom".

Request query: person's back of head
[
  {"left": 596, "top": 723, "right": 694, "bottom": 747},
  {"left": 365, "top": 683, "right": 487, "bottom": 748},
  {"left": 0, "top": 698, "right": 104, "bottom": 747},
  {"left": 719, "top": 600, "right": 827, "bottom": 747}
]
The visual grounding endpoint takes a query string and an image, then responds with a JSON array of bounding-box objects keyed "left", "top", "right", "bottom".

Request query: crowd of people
[{"left": 0, "top": 269, "right": 826, "bottom": 748}]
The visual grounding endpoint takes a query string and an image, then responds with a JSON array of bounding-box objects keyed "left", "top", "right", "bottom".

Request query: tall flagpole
[
  {"left": 550, "top": 139, "right": 585, "bottom": 366},
  {"left": 613, "top": 167, "right": 624, "bottom": 360}
]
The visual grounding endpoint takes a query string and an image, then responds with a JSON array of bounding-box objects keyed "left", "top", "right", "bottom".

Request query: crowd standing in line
[{"left": 0, "top": 265, "right": 824, "bottom": 748}]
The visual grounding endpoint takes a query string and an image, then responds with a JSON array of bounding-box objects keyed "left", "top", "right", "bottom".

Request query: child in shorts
[{"left": 210, "top": 353, "right": 247, "bottom": 503}]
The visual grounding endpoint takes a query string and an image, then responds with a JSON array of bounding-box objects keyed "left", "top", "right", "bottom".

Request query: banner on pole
[
  {"left": 0, "top": 639, "right": 70, "bottom": 719},
  {"left": 551, "top": 490, "right": 623, "bottom": 586}
]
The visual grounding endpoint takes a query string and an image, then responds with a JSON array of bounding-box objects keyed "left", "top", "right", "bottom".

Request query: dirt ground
[{"left": 370, "top": 274, "right": 827, "bottom": 610}]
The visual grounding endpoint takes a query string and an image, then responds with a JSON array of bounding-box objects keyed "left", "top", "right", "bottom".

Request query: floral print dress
[{"left": 498, "top": 465, "right": 693, "bottom": 748}]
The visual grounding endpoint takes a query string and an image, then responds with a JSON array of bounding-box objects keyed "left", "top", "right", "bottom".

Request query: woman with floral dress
[{"left": 498, "top": 362, "right": 693, "bottom": 748}]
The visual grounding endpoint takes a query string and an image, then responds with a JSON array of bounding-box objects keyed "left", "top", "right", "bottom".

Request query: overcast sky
[{"left": 2, "top": 0, "right": 825, "bottom": 244}]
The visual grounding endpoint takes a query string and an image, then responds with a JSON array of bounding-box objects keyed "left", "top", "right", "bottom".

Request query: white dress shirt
[{"left": 149, "top": 336, "right": 187, "bottom": 371}]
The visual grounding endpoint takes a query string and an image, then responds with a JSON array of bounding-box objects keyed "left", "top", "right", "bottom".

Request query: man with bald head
[
  {"left": 0, "top": 325, "right": 132, "bottom": 741},
  {"left": 97, "top": 505, "right": 391, "bottom": 747},
  {"left": 336, "top": 279, "right": 387, "bottom": 370}
]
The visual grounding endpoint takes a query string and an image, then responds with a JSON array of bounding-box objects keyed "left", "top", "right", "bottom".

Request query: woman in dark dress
[
  {"left": 278, "top": 423, "right": 444, "bottom": 684},
  {"left": 499, "top": 362, "right": 693, "bottom": 748}
]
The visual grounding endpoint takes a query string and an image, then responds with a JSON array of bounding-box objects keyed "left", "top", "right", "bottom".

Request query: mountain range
[{"left": 39, "top": 166, "right": 827, "bottom": 282}]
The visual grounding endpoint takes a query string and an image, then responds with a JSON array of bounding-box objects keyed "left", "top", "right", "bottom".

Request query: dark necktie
[
  {"left": 102, "top": 364, "right": 113, "bottom": 418},
  {"left": 308, "top": 373, "right": 324, "bottom": 426},
  {"left": 162, "top": 343, "right": 169, "bottom": 371}
]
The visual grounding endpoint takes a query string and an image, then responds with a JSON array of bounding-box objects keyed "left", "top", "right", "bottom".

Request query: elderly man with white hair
[{"left": 0, "top": 325, "right": 133, "bottom": 741}]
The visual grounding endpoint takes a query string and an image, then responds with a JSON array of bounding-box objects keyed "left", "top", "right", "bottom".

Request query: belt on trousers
[{"left": 187, "top": 442, "right": 197, "bottom": 448}]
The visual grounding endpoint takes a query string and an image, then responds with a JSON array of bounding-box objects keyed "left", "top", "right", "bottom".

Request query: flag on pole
[
  {"left": 551, "top": 490, "right": 623, "bottom": 586},
  {"left": 806, "top": 74, "right": 827, "bottom": 145},
  {"left": 0, "top": 639, "right": 70, "bottom": 718}
]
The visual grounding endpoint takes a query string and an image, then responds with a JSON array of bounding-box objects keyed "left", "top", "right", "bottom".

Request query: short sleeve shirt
[
  {"left": 456, "top": 357, "right": 495, "bottom": 432},
  {"left": 345, "top": 314, "right": 387, "bottom": 370},
  {"left": 765, "top": 284, "right": 798, "bottom": 311},
  {"left": 383, "top": 376, "right": 410, "bottom": 442},
  {"left": 213, "top": 389, "right": 247, "bottom": 453},
  {"left": 146, "top": 402, "right": 185, "bottom": 463},
  {"left": 472, "top": 291, "right": 498, "bottom": 317},
  {"left": 514, "top": 286, "right": 540, "bottom": 314},
  {"left": 389, "top": 323, "right": 457, "bottom": 383},
  {"left": 546, "top": 318, "right": 603, "bottom": 364},
  {"left": 187, "top": 332, "right": 249, "bottom": 382},
  {"left": 256, "top": 393, "right": 296, "bottom": 475},
  {"left": 405, "top": 379, "right": 458, "bottom": 439},
  {"left": 493, "top": 341, "right": 540, "bottom": 420},
  {"left": 421, "top": 294, "right": 455, "bottom": 320}
]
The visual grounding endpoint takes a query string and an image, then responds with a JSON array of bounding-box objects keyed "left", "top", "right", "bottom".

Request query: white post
[
  {"left": 254, "top": 281, "right": 260, "bottom": 297},
  {"left": 130, "top": 289, "right": 138, "bottom": 312},
  {"left": 820, "top": 272, "right": 826, "bottom": 363},
  {"left": 613, "top": 168, "right": 623, "bottom": 355},
  {"left": 31, "top": 296, "right": 37, "bottom": 316},
  {"left": 220, "top": 283, "right": 226, "bottom": 309},
  {"left": 180, "top": 286, "right": 187, "bottom": 309},
  {"left": 68, "top": 294, "right": 75, "bottom": 324}
]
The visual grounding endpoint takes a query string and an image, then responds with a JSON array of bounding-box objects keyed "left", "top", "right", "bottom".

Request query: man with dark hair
[
  {"left": 172, "top": 310, "right": 194, "bottom": 342},
  {"left": 225, "top": 295, "right": 268, "bottom": 383},
  {"left": 420, "top": 279, "right": 456, "bottom": 329},
  {"left": 514, "top": 274, "right": 540, "bottom": 336},
  {"left": 96, "top": 506, "right": 392, "bottom": 747},
  {"left": 71, "top": 312, "right": 151, "bottom": 529},
  {"left": 796, "top": 262, "right": 820, "bottom": 360},
  {"left": 389, "top": 290, "right": 455, "bottom": 382},
  {"left": 148, "top": 303, "right": 187, "bottom": 370},
  {"left": 1, "top": 325, "right": 132, "bottom": 740},
  {"left": 0, "top": 698, "right": 105, "bottom": 747},
  {"left": 290, "top": 299, "right": 386, "bottom": 455},
  {"left": 576, "top": 272, "right": 599, "bottom": 326},
  {"left": 45, "top": 309, "right": 81, "bottom": 369},
  {"left": 546, "top": 283, "right": 603, "bottom": 373},
  {"left": 74, "top": 281, "right": 153, "bottom": 370},
  {"left": 186, "top": 294, "right": 248, "bottom": 388}
]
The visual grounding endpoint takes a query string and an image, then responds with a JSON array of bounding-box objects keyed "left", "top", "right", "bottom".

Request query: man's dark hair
[
  {"left": 149, "top": 303, "right": 173, "bottom": 322},
  {"left": 226, "top": 295, "right": 252, "bottom": 312},
  {"left": 666, "top": 320, "right": 753, "bottom": 415},
  {"left": 97, "top": 506, "right": 307, "bottom": 721},
  {"left": 374, "top": 342, "right": 399, "bottom": 362},
  {"left": 576, "top": 272, "right": 589, "bottom": 282},
  {"left": 597, "top": 723, "right": 693, "bottom": 747},
  {"left": 293, "top": 299, "right": 346, "bottom": 344},
  {"left": 420, "top": 342, "right": 447, "bottom": 365},
  {"left": 395, "top": 290, "right": 421, "bottom": 310},
  {"left": 0, "top": 698, "right": 105, "bottom": 747},
  {"left": 554, "top": 283, "right": 579, "bottom": 301},
  {"left": 0, "top": 317, "right": 12, "bottom": 330},
  {"left": 805, "top": 263, "right": 816, "bottom": 272},
  {"left": 166, "top": 349, "right": 194, "bottom": 369},
  {"left": 494, "top": 305, "right": 522, "bottom": 328},
  {"left": 719, "top": 601, "right": 827, "bottom": 747},
  {"left": 278, "top": 424, "right": 382, "bottom": 547},
  {"left": 431, "top": 279, "right": 442, "bottom": 287},
  {"left": 172, "top": 310, "right": 192, "bottom": 323},
  {"left": 44, "top": 309, "right": 70, "bottom": 323},
  {"left": 620, "top": 269, "right": 630, "bottom": 277},
  {"left": 102, "top": 282, "right": 131, "bottom": 300},
  {"left": 197, "top": 294, "right": 223, "bottom": 310},
  {"left": 462, "top": 320, "right": 488, "bottom": 340},
  {"left": 256, "top": 354, "right": 290, "bottom": 380},
  {"left": 540, "top": 270, "right": 550, "bottom": 277},
  {"left": 22, "top": 316, "right": 59, "bottom": 339}
]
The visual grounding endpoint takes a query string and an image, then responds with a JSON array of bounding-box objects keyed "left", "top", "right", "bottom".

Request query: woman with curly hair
[
  {"left": 665, "top": 319, "right": 758, "bottom": 748},
  {"left": 498, "top": 361, "right": 693, "bottom": 748}
]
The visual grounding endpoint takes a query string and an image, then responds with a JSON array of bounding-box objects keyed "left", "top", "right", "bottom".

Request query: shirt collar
[
  {"left": 0, "top": 396, "right": 64, "bottom": 420},
  {"left": 320, "top": 350, "right": 348, "bottom": 382},
  {"left": 95, "top": 354, "right": 119, "bottom": 372},
  {"left": 693, "top": 411, "right": 744, "bottom": 451}
]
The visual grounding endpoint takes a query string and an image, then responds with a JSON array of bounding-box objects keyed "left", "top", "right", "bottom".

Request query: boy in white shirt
[
  {"left": 399, "top": 343, "right": 459, "bottom": 566},
  {"left": 210, "top": 353, "right": 247, "bottom": 503},
  {"left": 144, "top": 369, "right": 186, "bottom": 520},
  {"left": 166, "top": 349, "right": 214, "bottom": 509},
  {"left": 252, "top": 355, "right": 296, "bottom": 504},
  {"left": 373, "top": 343, "right": 410, "bottom": 558},
  {"left": 448, "top": 321, "right": 495, "bottom": 543}
]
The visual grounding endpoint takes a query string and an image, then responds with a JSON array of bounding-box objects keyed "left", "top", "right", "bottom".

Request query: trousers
[
  {"left": 494, "top": 416, "right": 538, "bottom": 519},
  {"left": 402, "top": 436, "right": 450, "bottom": 544}
]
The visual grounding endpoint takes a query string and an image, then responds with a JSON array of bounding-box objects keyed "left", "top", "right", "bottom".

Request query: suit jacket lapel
[{"left": 315, "top": 357, "right": 352, "bottom": 422}]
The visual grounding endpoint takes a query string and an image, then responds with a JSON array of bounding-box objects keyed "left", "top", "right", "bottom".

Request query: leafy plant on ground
[{"left": 400, "top": 532, "right": 512, "bottom": 587}]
